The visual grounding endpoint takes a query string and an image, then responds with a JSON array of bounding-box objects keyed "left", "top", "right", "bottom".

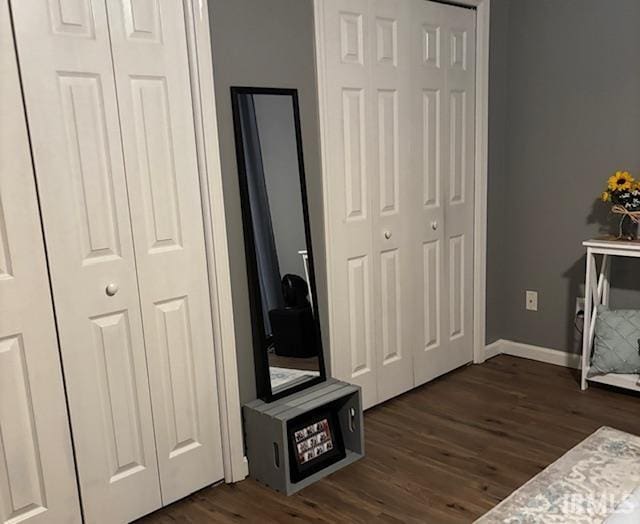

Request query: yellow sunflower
[
  {"left": 608, "top": 171, "right": 634, "bottom": 191},
  {"left": 601, "top": 191, "right": 610, "bottom": 202}
]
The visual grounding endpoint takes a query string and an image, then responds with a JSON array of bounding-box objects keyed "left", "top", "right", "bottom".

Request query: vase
[{"left": 618, "top": 214, "right": 639, "bottom": 240}]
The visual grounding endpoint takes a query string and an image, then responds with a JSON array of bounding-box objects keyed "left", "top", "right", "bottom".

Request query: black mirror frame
[{"left": 230, "top": 86, "right": 327, "bottom": 402}]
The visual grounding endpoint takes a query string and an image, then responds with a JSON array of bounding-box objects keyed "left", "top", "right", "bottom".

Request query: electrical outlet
[
  {"left": 576, "top": 297, "right": 585, "bottom": 316},
  {"left": 526, "top": 290, "right": 538, "bottom": 311}
]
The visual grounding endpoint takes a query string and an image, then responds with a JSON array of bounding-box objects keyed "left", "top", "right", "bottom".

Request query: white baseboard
[
  {"left": 484, "top": 339, "right": 581, "bottom": 369},
  {"left": 484, "top": 339, "right": 504, "bottom": 360},
  {"left": 240, "top": 456, "right": 249, "bottom": 479}
]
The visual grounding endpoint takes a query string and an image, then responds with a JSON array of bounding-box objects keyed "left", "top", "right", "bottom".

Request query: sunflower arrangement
[{"left": 600, "top": 171, "right": 640, "bottom": 239}]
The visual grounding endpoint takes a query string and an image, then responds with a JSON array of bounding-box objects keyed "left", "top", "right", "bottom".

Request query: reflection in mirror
[{"left": 231, "top": 88, "right": 325, "bottom": 401}]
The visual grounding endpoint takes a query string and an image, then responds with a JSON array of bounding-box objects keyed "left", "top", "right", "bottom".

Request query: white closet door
[
  {"left": 10, "top": 1, "right": 162, "bottom": 522},
  {"left": 443, "top": 5, "right": 475, "bottom": 378},
  {"left": 320, "top": 0, "right": 418, "bottom": 408},
  {"left": 105, "top": 0, "right": 225, "bottom": 503},
  {"left": 0, "top": 3, "right": 81, "bottom": 522},
  {"left": 320, "top": 0, "right": 379, "bottom": 408},
  {"left": 317, "top": 0, "right": 476, "bottom": 407},
  {"left": 369, "top": 0, "right": 415, "bottom": 404},
  {"left": 412, "top": 0, "right": 475, "bottom": 385}
]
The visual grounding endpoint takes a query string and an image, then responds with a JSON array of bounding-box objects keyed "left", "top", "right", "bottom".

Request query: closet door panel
[
  {"left": 412, "top": 0, "right": 475, "bottom": 385},
  {"left": 0, "top": 4, "right": 80, "bottom": 521},
  {"left": 411, "top": 0, "right": 448, "bottom": 386},
  {"left": 444, "top": 7, "right": 475, "bottom": 371},
  {"left": 105, "top": 0, "right": 224, "bottom": 503},
  {"left": 320, "top": 0, "right": 378, "bottom": 409},
  {"left": 370, "top": 0, "right": 414, "bottom": 404},
  {"left": 9, "top": 1, "right": 162, "bottom": 522}
]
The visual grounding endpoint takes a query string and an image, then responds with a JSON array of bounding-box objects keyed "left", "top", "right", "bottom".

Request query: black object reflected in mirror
[{"left": 231, "top": 87, "right": 326, "bottom": 401}]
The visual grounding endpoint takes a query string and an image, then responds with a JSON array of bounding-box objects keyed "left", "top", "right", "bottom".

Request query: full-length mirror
[{"left": 231, "top": 87, "right": 326, "bottom": 401}]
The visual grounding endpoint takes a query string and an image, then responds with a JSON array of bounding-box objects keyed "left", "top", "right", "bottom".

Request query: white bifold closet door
[
  {"left": 10, "top": 0, "right": 224, "bottom": 522},
  {"left": 411, "top": 0, "right": 476, "bottom": 386},
  {"left": 0, "top": 2, "right": 81, "bottom": 522},
  {"left": 317, "top": 0, "right": 476, "bottom": 408},
  {"left": 105, "top": 1, "right": 225, "bottom": 504}
]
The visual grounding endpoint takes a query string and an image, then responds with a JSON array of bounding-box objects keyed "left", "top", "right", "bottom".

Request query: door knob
[
  {"left": 431, "top": 221, "right": 438, "bottom": 231},
  {"left": 105, "top": 283, "right": 119, "bottom": 296},
  {"left": 384, "top": 230, "right": 392, "bottom": 239}
]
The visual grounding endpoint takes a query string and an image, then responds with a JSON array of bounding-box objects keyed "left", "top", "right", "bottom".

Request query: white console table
[{"left": 581, "top": 238, "right": 640, "bottom": 392}]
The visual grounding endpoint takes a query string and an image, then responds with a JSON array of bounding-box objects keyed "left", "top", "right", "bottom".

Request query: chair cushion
[{"left": 589, "top": 307, "right": 640, "bottom": 377}]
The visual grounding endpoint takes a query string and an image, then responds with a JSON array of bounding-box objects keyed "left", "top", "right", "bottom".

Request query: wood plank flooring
[{"left": 141, "top": 355, "right": 640, "bottom": 523}]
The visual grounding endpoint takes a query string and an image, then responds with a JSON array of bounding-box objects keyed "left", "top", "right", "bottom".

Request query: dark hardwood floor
[
  {"left": 141, "top": 355, "right": 640, "bottom": 523},
  {"left": 268, "top": 352, "right": 320, "bottom": 372}
]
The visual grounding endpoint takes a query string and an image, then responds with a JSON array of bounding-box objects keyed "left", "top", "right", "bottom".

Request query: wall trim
[
  {"left": 313, "top": 0, "right": 335, "bottom": 376},
  {"left": 484, "top": 339, "right": 504, "bottom": 360},
  {"left": 185, "top": 0, "right": 247, "bottom": 483},
  {"left": 470, "top": 0, "right": 491, "bottom": 366},
  {"left": 484, "top": 339, "right": 582, "bottom": 369}
]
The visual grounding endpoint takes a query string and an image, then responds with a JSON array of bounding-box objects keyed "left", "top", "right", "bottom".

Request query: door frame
[
  {"left": 184, "top": 0, "right": 247, "bottom": 482},
  {"left": 313, "top": 0, "right": 491, "bottom": 372}
]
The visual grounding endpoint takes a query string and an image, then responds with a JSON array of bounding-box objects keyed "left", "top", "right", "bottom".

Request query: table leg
[
  {"left": 602, "top": 254, "right": 611, "bottom": 307},
  {"left": 581, "top": 250, "right": 593, "bottom": 390}
]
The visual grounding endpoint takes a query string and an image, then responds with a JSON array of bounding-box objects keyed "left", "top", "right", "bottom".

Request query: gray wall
[
  {"left": 209, "top": 0, "right": 327, "bottom": 403},
  {"left": 486, "top": 0, "right": 509, "bottom": 344},
  {"left": 254, "top": 95, "right": 307, "bottom": 279},
  {"left": 487, "top": 0, "right": 640, "bottom": 352}
]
